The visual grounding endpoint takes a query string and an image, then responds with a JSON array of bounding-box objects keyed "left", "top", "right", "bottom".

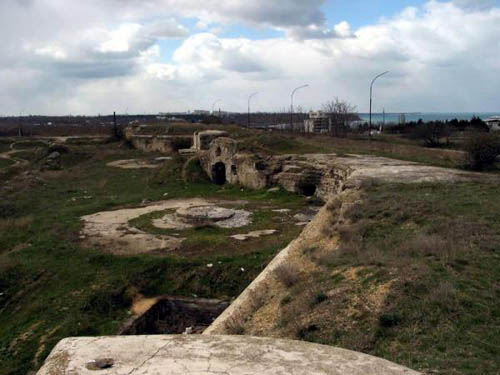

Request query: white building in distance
[{"left": 304, "top": 111, "right": 331, "bottom": 133}]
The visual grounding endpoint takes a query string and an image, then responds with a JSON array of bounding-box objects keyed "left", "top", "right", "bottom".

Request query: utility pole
[
  {"left": 290, "top": 85, "right": 309, "bottom": 132},
  {"left": 18, "top": 110, "right": 24, "bottom": 137},
  {"left": 113, "top": 111, "right": 118, "bottom": 138},
  {"left": 247, "top": 92, "right": 259, "bottom": 129},
  {"left": 212, "top": 99, "right": 222, "bottom": 115},
  {"left": 381, "top": 108, "right": 385, "bottom": 133},
  {"left": 369, "top": 71, "right": 389, "bottom": 138}
]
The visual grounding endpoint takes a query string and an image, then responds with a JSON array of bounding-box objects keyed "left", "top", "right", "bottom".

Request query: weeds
[
  {"left": 273, "top": 263, "right": 300, "bottom": 287},
  {"left": 224, "top": 312, "right": 246, "bottom": 335}
]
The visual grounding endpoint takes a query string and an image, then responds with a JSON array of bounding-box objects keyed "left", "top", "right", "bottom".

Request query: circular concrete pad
[
  {"left": 37, "top": 335, "right": 420, "bottom": 375},
  {"left": 176, "top": 205, "right": 236, "bottom": 224}
]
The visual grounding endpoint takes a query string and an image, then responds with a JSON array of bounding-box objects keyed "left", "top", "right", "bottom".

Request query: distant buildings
[
  {"left": 304, "top": 111, "right": 331, "bottom": 133},
  {"left": 193, "top": 110, "right": 210, "bottom": 115}
]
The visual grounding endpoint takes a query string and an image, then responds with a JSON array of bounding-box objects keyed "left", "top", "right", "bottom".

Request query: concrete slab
[{"left": 37, "top": 335, "right": 420, "bottom": 375}]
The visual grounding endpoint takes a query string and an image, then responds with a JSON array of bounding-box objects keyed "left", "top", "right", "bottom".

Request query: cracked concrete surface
[
  {"left": 303, "top": 153, "right": 483, "bottom": 185},
  {"left": 37, "top": 335, "right": 420, "bottom": 375},
  {"left": 81, "top": 198, "right": 210, "bottom": 255},
  {"left": 106, "top": 159, "right": 163, "bottom": 169}
]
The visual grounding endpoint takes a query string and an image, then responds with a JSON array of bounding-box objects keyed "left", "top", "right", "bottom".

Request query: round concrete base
[{"left": 37, "top": 335, "right": 419, "bottom": 375}]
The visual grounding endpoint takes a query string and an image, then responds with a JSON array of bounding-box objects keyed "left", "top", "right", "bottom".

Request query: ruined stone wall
[
  {"left": 199, "top": 137, "right": 275, "bottom": 189},
  {"left": 200, "top": 137, "right": 352, "bottom": 200},
  {"left": 128, "top": 135, "right": 192, "bottom": 154},
  {"left": 194, "top": 130, "right": 229, "bottom": 151}
]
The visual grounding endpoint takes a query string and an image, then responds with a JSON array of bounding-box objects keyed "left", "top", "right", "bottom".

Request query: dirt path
[{"left": 0, "top": 141, "right": 31, "bottom": 170}]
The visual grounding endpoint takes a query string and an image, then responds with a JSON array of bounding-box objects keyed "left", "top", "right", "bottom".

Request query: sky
[{"left": 0, "top": 0, "right": 499, "bottom": 115}]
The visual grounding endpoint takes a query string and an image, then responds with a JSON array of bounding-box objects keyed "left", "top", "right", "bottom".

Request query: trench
[{"left": 120, "top": 297, "right": 230, "bottom": 335}]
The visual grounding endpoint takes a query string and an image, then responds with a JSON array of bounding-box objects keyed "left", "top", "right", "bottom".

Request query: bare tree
[{"left": 322, "top": 98, "right": 359, "bottom": 137}]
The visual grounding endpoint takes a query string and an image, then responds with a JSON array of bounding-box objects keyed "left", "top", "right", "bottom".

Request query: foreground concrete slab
[{"left": 37, "top": 335, "right": 419, "bottom": 375}]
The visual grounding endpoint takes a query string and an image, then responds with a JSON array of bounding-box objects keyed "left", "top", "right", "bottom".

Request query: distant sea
[{"left": 358, "top": 112, "right": 500, "bottom": 124}]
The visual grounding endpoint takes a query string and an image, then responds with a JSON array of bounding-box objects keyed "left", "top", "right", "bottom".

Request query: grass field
[
  {"left": 1, "top": 128, "right": 499, "bottom": 375},
  {"left": 0, "top": 140, "right": 308, "bottom": 375},
  {"left": 274, "top": 181, "right": 500, "bottom": 374},
  {"left": 0, "top": 158, "right": 15, "bottom": 169}
]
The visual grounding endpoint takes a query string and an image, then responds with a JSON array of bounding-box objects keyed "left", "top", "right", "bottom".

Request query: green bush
[{"left": 464, "top": 132, "right": 500, "bottom": 170}]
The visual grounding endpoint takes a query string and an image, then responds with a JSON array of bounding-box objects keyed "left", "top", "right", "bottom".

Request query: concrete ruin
[
  {"left": 124, "top": 125, "right": 192, "bottom": 153},
  {"left": 37, "top": 126, "right": 485, "bottom": 375},
  {"left": 119, "top": 297, "right": 229, "bottom": 335},
  {"left": 153, "top": 205, "right": 252, "bottom": 230},
  {"left": 37, "top": 335, "right": 420, "bottom": 375},
  {"left": 197, "top": 134, "right": 475, "bottom": 200},
  {"left": 124, "top": 127, "right": 477, "bottom": 200}
]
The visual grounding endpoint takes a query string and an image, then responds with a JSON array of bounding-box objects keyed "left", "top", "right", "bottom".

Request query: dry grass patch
[
  {"left": 0, "top": 215, "right": 34, "bottom": 232},
  {"left": 224, "top": 311, "right": 246, "bottom": 335},
  {"left": 273, "top": 263, "right": 300, "bottom": 287}
]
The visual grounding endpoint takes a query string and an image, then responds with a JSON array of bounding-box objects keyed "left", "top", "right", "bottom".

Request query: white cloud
[
  {"left": 143, "top": 19, "right": 189, "bottom": 39},
  {"left": 0, "top": 1, "right": 499, "bottom": 114},
  {"left": 97, "top": 24, "right": 143, "bottom": 53},
  {"left": 34, "top": 46, "right": 67, "bottom": 60}
]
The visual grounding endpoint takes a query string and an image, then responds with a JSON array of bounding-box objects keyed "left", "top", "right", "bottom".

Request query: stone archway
[
  {"left": 212, "top": 162, "right": 227, "bottom": 185},
  {"left": 297, "top": 183, "right": 317, "bottom": 197}
]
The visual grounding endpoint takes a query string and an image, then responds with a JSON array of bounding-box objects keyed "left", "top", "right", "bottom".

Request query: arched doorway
[
  {"left": 297, "top": 183, "right": 317, "bottom": 197},
  {"left": 212, "top": 162, "right": 226, "bottom": 185}
]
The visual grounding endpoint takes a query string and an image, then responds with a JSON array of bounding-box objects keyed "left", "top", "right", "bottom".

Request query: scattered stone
[
  {"left": 207, "top": 263, "right": 213, "bottom": 268},
  {"left": 47, "top": 144, "right": 69, "bottom": 155},
  {"left": 177, "top": 206, "right": 235, "bottom": 223},
  {"left": 230, "top": 230, "right": 278, "bottom": 241},
  {"left": 293, "top": 208, "right": 320, "bottom": 223},
  {"left": 267, "top": 187, "right": 280, "bottom": 193},
  {"left": 178, "top": 148, "right": 197, "bottom": 156},
  {"left": 240, "top": 268, "right": 245, "bottom": 272},
  {"left": 272, "top": 209, "right": 291, "bottom": 213},
  {"left": 182, "top": 326, "right": 193, "bottom": 335},
  {"left": 155, "top": 157, "right": 172, "bottom": 163},
  {"left": 86, "top": 358, "right": 114, "bottom": 370},
  {"left": 46, "top": 151, "right": 60, "bottom": 160},
  {"left": 106, "top": 159, "right": 159, "bottom": 169},
  {"left": 153, "top": 206, "right": 252, "bottom": 230}
]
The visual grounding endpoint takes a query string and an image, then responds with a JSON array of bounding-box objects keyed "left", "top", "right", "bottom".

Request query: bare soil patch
[{"left": 81, "top": 198, "right": 210, "bottom": 255}]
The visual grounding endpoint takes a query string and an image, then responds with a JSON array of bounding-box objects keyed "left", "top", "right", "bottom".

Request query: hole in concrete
[
  {"left": 215, "top": 147, "right": 222, "bottom": 157},
  {"left": 120, "top": 297, "right": 229, "bottom": 335},
  {"left": 212, "top": 162, "right": 226, "bottom": 185},
  {"left": 298, "top": 183, "right": 317, "bottom": 197},
  {"left": 231, "top": 165, "right": 237, "bottom": 175},
  {"left": 255, "top": 161, "right": 267, "bottom": 171}
]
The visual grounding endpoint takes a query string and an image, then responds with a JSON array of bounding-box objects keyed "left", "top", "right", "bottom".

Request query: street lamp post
[
  {"left": 212, "top": 99, "right": 222, "bottom": 116},
  {"left": 290, "top": 84, "right": 309, "bottom": 132},
  {"left": 369, "top": 71, "right": 389, "bottom": 138},
  {"left": 18, "top": 109, "right": 25, "bottom": 137},
  {"left": 247, "top": 92, "right": 259, "bottom": 129}
]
